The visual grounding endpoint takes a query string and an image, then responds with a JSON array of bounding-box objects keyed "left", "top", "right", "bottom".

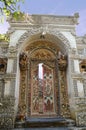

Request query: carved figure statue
[
  {"left": 58, "top": 51, "right": 67, "bottom": 70},
  {"left": 19, "top": 53, "right": 28, "bottom": 70}
]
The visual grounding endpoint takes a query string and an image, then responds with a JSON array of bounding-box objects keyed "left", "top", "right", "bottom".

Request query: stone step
[
  {"left": 13, "top": 127, "right": 69, "bottom": 130},
  {"left": 25, "top": 117, "right": 67, "bottom": 128},
  {"left": 15, "top": 118, "right": 75, "bottom": 128}
]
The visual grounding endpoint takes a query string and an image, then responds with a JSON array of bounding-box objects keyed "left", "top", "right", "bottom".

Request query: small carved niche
[
  {"left": 19, "top": 53, "right": 28, "bottom": 71},
  {"left": 0, "top": 58, "right": 7, "bottom": 73},
  {"left": 80, "top": 60, "right": 86, "bottom": 73}
]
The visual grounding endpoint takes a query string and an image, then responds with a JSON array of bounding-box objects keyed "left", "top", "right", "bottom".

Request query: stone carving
[
  {"left": 31, "top": 48, "right": 55, "bottom": 60},
  {"left": 58, "top": 51, "right": 67, "bottom": 70},
  {"left": 59, "top": 71, "right": 71, "bottom": 118},
  {"left": 73, "top": 13, "right": 79, "bottom": 24},
  {"left": 17, "top": 29, "right": 71, "bottom": 53},
  {"left": 8, "top": 12, "right": 34, "bottom": 24},
  {"left": 75, "top": 98, "right": 86, "bottom": 126},
  {"left": 8, "top": 46, "right": 17, "bottom": 53},
  {"left": 19, "top": 53, "right": 28, "bottom": 70},
  {"left": 8, "top": 13, "right": 79, "bottom": 26},
  {"left": 7, "top": 46, "right": 17, "bottom": 58},
  {"left": 17, "top": 57, "right": 28, "bottom": 121},
  {"left": 76, "top": 112, "right": 86, "bottom": 126},
  {"left": 2, "top": 47, "right": 8, "bottom": 54},
  {"left": 0, "top": 58, "right": 7, "bottom": 73},
  {"left": 0, "top": 96, "right": 15, "bottom": 128},
  {"left": 73, "top": 80, "right": 78, "bottom": 97}
]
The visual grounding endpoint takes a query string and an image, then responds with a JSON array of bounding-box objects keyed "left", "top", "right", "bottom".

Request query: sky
[{"left": 0, "top": 0, "right": 86, "bottom": 36}]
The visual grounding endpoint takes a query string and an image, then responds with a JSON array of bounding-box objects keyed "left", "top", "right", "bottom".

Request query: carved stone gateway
[
  {"left": 0, "top": 13, "right": 86, "bottom": 129},
  {"left": 17, "top": 42, "right": 71, "bottom": 126}
]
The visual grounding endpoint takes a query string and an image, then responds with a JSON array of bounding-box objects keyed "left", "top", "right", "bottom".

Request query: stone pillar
[
  {"left": 0, "top": 46, "right": 18, "bottom": 129},
  {"left": 77, "top": 80, "right": 84, "bottom": 97},
  {"left": 4, "top": 46, "right": 17, "bottom": 96},
  {"left": 4, "top": 80, "right": 11, "bottom": 96},
  {"left": 7, "top": 59, "right": 14, "bottom": 73},
  {"left": 74, "top": 60, "right": 80, "bottom": 73},
  {"left": 58, "top": 53, "right": 71, "bottom": 118}
]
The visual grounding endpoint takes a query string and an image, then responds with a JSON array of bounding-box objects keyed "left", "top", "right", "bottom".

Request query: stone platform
[
  {"left": 14, "top": 127, "right": 69, "bottom": 130},
  {"left": 25, "top": 117, "right": 67, "bottom": 127},
  {"left": 15, "top": 117, "right": 75, "bottom": 128}
]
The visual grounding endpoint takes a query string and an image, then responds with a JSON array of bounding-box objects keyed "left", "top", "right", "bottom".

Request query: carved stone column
[
  {"left": 16, "top": 53, "right": 28, "bottom": 121},
  {"left": 58, "top": 53, "right": 71, "bottom": 118}
]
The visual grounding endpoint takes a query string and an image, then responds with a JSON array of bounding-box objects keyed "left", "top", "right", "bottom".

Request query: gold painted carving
[
  {"left": 19, "top": 53, "right": 28, "bottom": 71},
  {"left": 58, "top": 52, "right": 67, "bottom": 71},
  {"left": 60, "top": 71, "right": 71, "bottom": 118},
  {"left": 31, "top": 48, "right": 55, "bottom": 60}
]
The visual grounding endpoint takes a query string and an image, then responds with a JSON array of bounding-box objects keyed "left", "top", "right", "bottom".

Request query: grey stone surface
[{"left": 13, "top": 127, "right": 69, "bottom": 130}]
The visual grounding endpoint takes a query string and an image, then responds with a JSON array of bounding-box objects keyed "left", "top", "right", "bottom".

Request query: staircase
[
  {"left": 25, "top": 117, "right": 67, "bottom": 127},
  {"left": 15, "top": 117, "right": 75, "bottom": 129}
]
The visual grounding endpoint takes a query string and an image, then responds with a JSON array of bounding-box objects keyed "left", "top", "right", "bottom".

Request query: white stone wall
[
  {"left": 74, "top": 60, "right": 80, "bottom": 73},
  {"left": 77, "top": 80, "right": 84, "bottom": 97},
  {"left": 4, "top": 81, "right": 11, "bottom": 96},
  {"left": 61, "top": 32, "right": 77, "bottom": 48}
]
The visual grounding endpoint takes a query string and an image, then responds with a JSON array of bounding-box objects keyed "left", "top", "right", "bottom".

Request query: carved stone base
[
  {"left": 76, "top": 112, "right": 86, "bottom": 127},
  {"left": 0, "top": 96, "right": 15, "bottom": 129}
]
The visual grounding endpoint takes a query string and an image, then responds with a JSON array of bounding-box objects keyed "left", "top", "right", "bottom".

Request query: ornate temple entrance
[
  {"left": 18, "top": 40, "right": 70, "bottom": 121},
  {"left": 30, "top": 49, "right": 57, "bottom": 117}
]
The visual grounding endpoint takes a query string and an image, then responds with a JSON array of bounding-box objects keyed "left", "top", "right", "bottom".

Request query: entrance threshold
[{"left": 25, "top": 117, "right": 67, "bottom": 127}]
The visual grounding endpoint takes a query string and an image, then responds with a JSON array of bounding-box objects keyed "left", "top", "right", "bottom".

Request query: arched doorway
[
  {"left": 28, "top": 48, "right": 57, "bottom": 117},
  {"left": 17, "top": 40, "right": 70, "bottom": 120}
]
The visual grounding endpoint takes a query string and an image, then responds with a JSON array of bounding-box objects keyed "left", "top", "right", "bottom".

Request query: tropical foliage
[
  {"left": 0, "top": 34, "right": 9, "bottom": 42},
  {"left": 0, "top": 0, "right": 24, "bottom": 21}
]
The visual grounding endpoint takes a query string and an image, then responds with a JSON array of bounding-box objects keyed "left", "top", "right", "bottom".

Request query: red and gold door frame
[{"left": 18, "top": 49, "right": 70, "bottom": 119}]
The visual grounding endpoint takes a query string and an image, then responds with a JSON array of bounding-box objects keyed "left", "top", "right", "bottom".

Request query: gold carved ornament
[{"left": 58, "top": 52, "right": 67, "bottom": 71}]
